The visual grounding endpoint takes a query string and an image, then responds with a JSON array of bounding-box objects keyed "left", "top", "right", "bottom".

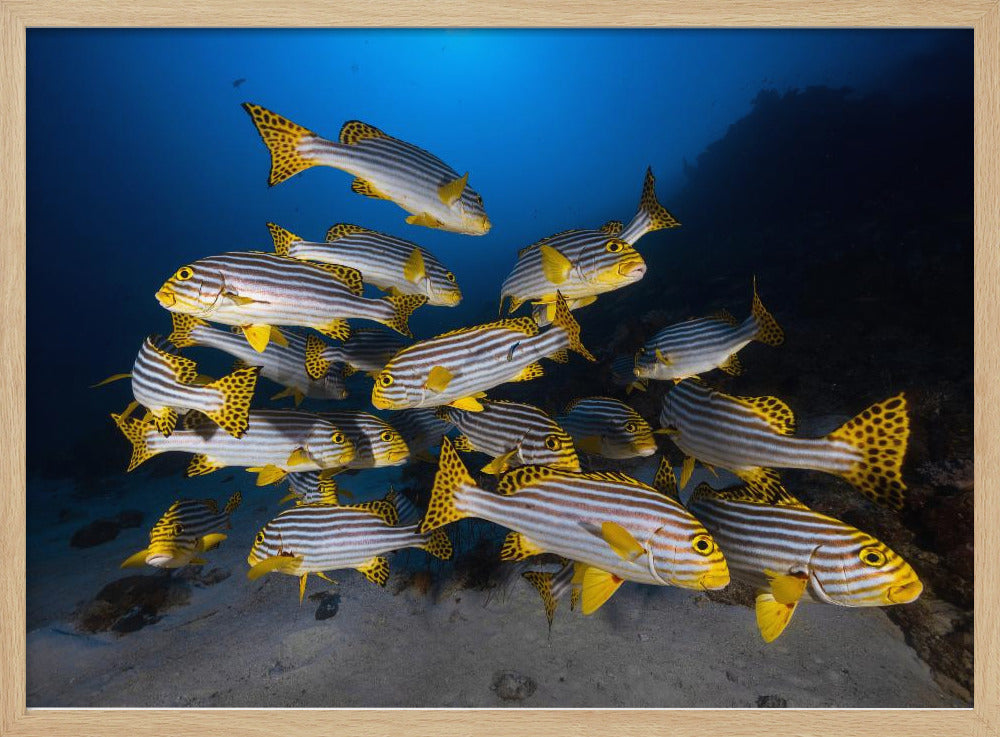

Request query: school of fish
[{"left": 94, "top": 101, "right": 921, "bottom": 644}]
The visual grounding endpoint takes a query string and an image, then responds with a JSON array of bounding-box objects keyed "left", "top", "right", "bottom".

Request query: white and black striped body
[
  {"left": 557, "top": 397, "right": 657, "bottom": 459},
  {"left": 320, "top": 411, "right": 410, "bottom": 469},
  {"left": 288, "top": 225, "right": 461, "bottom": 306},
  {"left": 660, "top": 380, "right": 857, "bottom": 475},
  {"left": 156, "top": 252, "right": 401, "bottom": 332},
  {"left": 131, "top": 337, "right": 226, "bottom": 420},
  {"left": 182, "top": 321, "right": 347, "bottom": 400},
  {"left": 635, "top": 316, "right": 758, "bottom": 381},
  {"left": 388, "top": 409, "right": 452, "bottom": 457},
  {"left": 144, "top": 498, "right": 233, "bottom": 568},
  {"left": 285, "top": 474, "right": 423, "bottom": 525},
  {"left": 372, "top": 320, "right": 570, "bottom": 410},
  {"left": 322, "top": 328, "right": 410, "bottom": 374},
  {"left": 439, "top": 400, "right": 580, "bottom": 471}
]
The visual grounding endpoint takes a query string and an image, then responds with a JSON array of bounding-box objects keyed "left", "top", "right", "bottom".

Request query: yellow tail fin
[
  {"left": 111, "top": 411, "right": 158, "bottom": 472},
  {"left": 224, "top": 490, "right": 242, "bottom": 516},
  {"left": 751, "top": 278, "right": 784, "bottom": 346},
  {"left": 421, "top": 529, "right": 453, "bottom": 560},
  {"left": 242, "top": 103, "right": 321, "bottom": 186},
  {"left": 203, "top": 366, "right": 261, "bottom": 438},
  {"left": 383, "top": 294, "right": 427, "bottom": 337},
  {"left": 635, "top": 167, "right": 681, "bottom": 233},
  {"left": 418, "top": 436, "right": 476, "bottom": 533},
  {"left": 267, "top": 222, "right": 301, "bottom": 256},
  {"left": 168, "top": 313, "right": 208, "bottom": 348},
  {"left": 827, "top": 393, "right": 909, "bottom": 509},
  {"left": 550, "top": 292, "right": 595, "bottom": 362}
]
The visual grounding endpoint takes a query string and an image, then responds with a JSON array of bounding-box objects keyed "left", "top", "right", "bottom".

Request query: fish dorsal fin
[
  {"left": 266, "top": 222, "right": 300, "bottom": 256},
  {"left": 599, "top": 220, "right": 623, "bottom": 235},
  {"left": 711, "top": 308, "right": 739, "bottom": 326},
  {"left": 436, "top": 317, "right": 539, "bottom": 339},
  {"left": 339, "top": 120, "right": 388, "bottom": 145},
  {"left": 311, "top": 262, "right": 364, "bottom": 296},
  {"left": 326, "top": 223, "right": 374, "bottom": 242},
  {"left": 731, "top": 394, "right": 797, "bottom": 435},
  {"left": 147, "top": 338, "right": 199, "bottom": 384},
  {"left": 691, "top": 480, "right": 804, "bottom": 508},
  {"left": 496, "top": 465, "right": 558, "bottom": 496},
  {"left": 438, "top": 172, "right": 468, "bottom": 207},
  {"left": 581, "top": 469, "right": 642, "bottom": 485},
  {"left": 350, "top": 499, "right": 399, "bottom": 526}
]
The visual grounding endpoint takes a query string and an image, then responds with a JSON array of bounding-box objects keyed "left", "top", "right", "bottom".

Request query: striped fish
[
  {"left": 658, "top": 379, "right": 910, "bottom": 509},
  {"left": 501, "top": 168, "right": 680, "bottom": 322},
  {"left": 94, "top": 336, "right": 260, "bottom": 438},
  {"left": 634, "top": 280, "right": 783, "bottom": 382},
  {"left": 154, "top": 251, "right": 426, "bottom": 352},
  {"left": 610, "top": 354, "right": 648, "bottom": 394},
  {"left": 387, "top": 409, "right": 452, "bottom": 460},
  {"left": 303, "top": 328, "right": 409, "bottom": 382},
  {"left": 319, "top": 411, "right": 410, "bottom": 469},
  {"left": 120, "top": 491, "right": 241, "bottom": 569},
  {"left": 656, "top": 463, "right": 921, "bottom": 642},
  {"left": 436, "top": 399, "right": 580, "bottom": 474},
  {"left": 168, "top": 314, "right": 347, "bottom": 404},
  {"left": 372, "top": 293, "right": 595, "bottom": 412},
  {"left": 282, "top": 475, "right": 423, "bottom": 525},
  {"left": 242, "top": 103, "right": 490, "bottom": 236},
  {"left": 419, "top": 437, "right": 729, "bottom": 614},
  {"left": 269, "top": 222, "right": 462, "bottom": 306},
  {"left": 247, "top": 491, "right": 452, "bottom": 602},
  {"left": 557, "top": 396, "right": 656, "bottom": 459},
  {"left": 110, "top": 407, "right": 355, "bottom": 485}
]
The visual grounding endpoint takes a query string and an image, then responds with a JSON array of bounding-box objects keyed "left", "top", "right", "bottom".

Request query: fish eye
[
  {"left": 860, "top": 546, "right": 887, "bottom": 567},
  {"left": 331, "top": 432, "right": 346, "bottom": 445},
  {"left": 254, "top": 531, "right": 265, "bottom": 545},
  {"left": 544, "top": 434, "right": 562, "bottom": 451},
  {"left": 605, "top": 240, "right": 624, "bottom": 253},
  {"left": 380, "top": 430, "right": 395, "bottom": 443},
  {"left": 692, "top": 534, "right": 714, "bottom": 556},
  {"left": 445, "top": 271, "right": 456, "bottom": 283},
  {"left": 379, "top": 373, "right": 394, "bottom": 387},
  {"left": 172, "top": 523, "right": 183, "bottom": 535},
  {"left": 175, "top": 266, "right": 194, "bottom": 281},
  {"left": 624, "top": 421, "right": 638, "bottom": 434}
]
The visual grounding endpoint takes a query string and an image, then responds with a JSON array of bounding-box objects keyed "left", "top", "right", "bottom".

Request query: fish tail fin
[
  {"left": 419, "top": 436, "right": 476, "bottom": 533},
  {"left": 750, "top": 277, "right": 784, "bottom": 346},
  {"left": 827, "top": 393, "right": 909, "bottom": 509},
  {"left": 168, "top": 313, "right": 208, "bottom": 348},
  {"left": 421, "top": 529, "right": 453, "bottom": 560},
  {"left": 203, "top": 366, "right": 261, "bottom": 438},
  {"left": 224, "top": 490, "right": 243, "bottom": 516},
  {"left": 551, "top": 292, "right": 595, "bottom": 362},
  {"left": 521, "top": 571, "right": 558, "bottom": 629},
  {"left": 383, "top": 294, "right": 427, "bottom": 337},
  {"left": 241, "top": 102, "right": 323, "bottom": 186},
  {"left": 266, "top": 222, "right": 300, "bottom": 256},
  {"left": 304, "top": 334, "right": 332, "bottom": 380},
  {"left": 622, "top": 167, "right": 681, "bottom": 241},
  {"left": 111, "top": 411, "right": 158, "bottom": 472}
]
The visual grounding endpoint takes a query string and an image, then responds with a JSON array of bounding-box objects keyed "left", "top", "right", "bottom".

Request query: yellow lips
[
  {"left": 155, "top": 286, "right": 176, "bottom": 307},
  {"left": 698, "top": 566, "right": 731, "bottom": 590},
  {"left": 370, "top": 393, "right": 394, "bottom": 410},
  {"left": 617, "top": 258, "right": 647, "bottom": 279},
  {"left": 887, "top": 579, "right": 923, "bottom": 604}
]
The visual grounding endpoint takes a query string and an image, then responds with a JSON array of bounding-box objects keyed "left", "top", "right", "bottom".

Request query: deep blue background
[{"left": 26, "top": 29, "right": 966, "bottom": 473}]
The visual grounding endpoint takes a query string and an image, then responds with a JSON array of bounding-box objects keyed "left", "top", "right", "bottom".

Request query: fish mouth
[
  {"left": 887, "top": 579, "right": 923, "bottom": 604},
  {"left": 434, "top": 291, "right": 463, "bottom": 307},
  {"left": 385, "top": 449, "right": 410, "bottom": 464},
  {"left": 371, "top": 394, "right": 394, "bottom": 410},
  {"left": 617, "top": 259, "right": 647, "bottom": 280},
  {"left": 478, "top": 216, "right": 492, "bottom": 234},
  {"left": 631, "top": 439, "right": 658, "bottom": 457},
  {"left": 698, "top": 567, "right": 731, "bottom": 590},
  {"left": 155, "top": 287, "right": 176, "bottom": 307},
  {"left": 146, "top": 553, "right": 182, "bottom": 568}
]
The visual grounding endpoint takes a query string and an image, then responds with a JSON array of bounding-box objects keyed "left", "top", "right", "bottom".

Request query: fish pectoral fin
[
  {"left": 279, "top": 490, "right": 300, "bottom": 505},
  {"left": 224, "top": 291, "right": 258, "bottom": 306},
  {"left": 679, "top": 455, "right": 696, "bottom": 490},
  {"left": 271, "top": 386, "right": 297, "bottom": 401},
  {"left": 298, "top": 574, "right": 309, "bottom": 604},
  {"left": 198, "top": 533, "right": 227, "bottom": 552},
  {"left": 251, "top": 464, "right": 287, "bottom": 486},
  {"left": 539, "top": 244, "right": 572, "bottom": 285},
  {"left": 91, "top": 372, "right": 132, "bottom": 388},
  {"left": 424, "top": 365, "right": 454, "bottom": 393},
  {"left": 405, "top": 212, "right": 445, "bottom": 229},
  {"left": 316, "top": 572, "right": 337, "bottom": 583},
  {"left": 499, "top": 531, "right": 546, "bottom": 561},
  {"left": 356, "top": 556, "right": 390, "bottom": 586},
  {"left": 246, "top": 554, "right": 303, "bottom": 581},
  {"left": 403, "top": 247, "right": 427, "bottom": 284},
  {"left": 481, "top": 449, "right": 517, "bottom": 476},
  {"left": 572, "top": 295, "right": 598, "bottom": 309},
  {"left": 599, "top": 521, "right": 645, "bottom": 562},
  {"left": 573, "top": 435, "right": 602, "bottom": 455},
  {"left": 269, "top": 326, "right": 289, "bottom": 347},
  {"left": 655, "top": 348, "right": 673, "bottom": 366},
  {"left": 449, "top": 396, "right": 484, "bottom": 412},
  {"left": 120, "top": 549, "right": 150, "bottom": 568},
  {"left": 438, "top": 172, "right": 469, "bottom": 206},
  {"left": 242, "top": 324, "right": 273, "bottom": 353},
  {"left": 579, "top": 564, "right": 625, "bottom": 615},
  {"left": 764, "top": 570, "right": 809, "bottom": 606},
  {"left": 755, "top": 591, "right": 799, "bottom": 643},
  {"left": 286, "top": 447, "right": 312, "bottom": 467}
]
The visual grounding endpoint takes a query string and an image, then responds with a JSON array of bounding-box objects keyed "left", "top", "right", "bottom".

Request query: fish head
[
  {"left": 632, "top": 349, "right": 658, "bottom": 379},
  {"left": 247, "top": 521, "right": 293, "bottom": 568},
  {"left": 811, "top": 533, "right": 923, "bottom": 607},
  {"left": 657, "top": 518, "right": 730, "bottom": 590},
  {"left": 521, "top": 429, "right": 581, "bottom": 472},
  {"left": 428, "top": 271, "right": 463, "bottom": 307},
  {"left": 156, "top": 262, "right": 224, "bottom": 314},
  {"left": 370, "top": 365, "right": 416, "bottom": 409},
  {"left": 145, "top": 512, "right": 198, "bottom": 568},
  {"left": 304, "top": 424, "right": 356, "bottom": 469},
  {"left": 369, "top": 425, "right": 411, "bottom": 466},
  {"left": 622, "top": 416, "right": 658, "bottom": 457},
  {"left": 319, "top": 371, "right": 349, "bottom": 400},
  {"left": 453, "top": 187, "right": 491, "bottom": 235},
  {"left": 580, "top": 238, "right": 646, "bottom": 286}
]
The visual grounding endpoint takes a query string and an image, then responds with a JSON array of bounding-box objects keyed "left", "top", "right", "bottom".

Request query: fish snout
[
  {"left": 698, "top": 568, "right": 730, "bottom": 590},
  {"left": 478, "top": 216, "right": 492, "bottom": 234},
  {"left": 887, "top": 579, "right": 923, "bottom": 604},
  {"left": 155, "top": 285, "right": 177, "bottom": 308},
  {"left": 618, "top": 259, "right": 647, "bottom": 280}
]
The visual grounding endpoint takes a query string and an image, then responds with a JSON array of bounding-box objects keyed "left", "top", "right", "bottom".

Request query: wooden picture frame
[{"left": 2, "top": 2, "right": 996, "bottom": 735}]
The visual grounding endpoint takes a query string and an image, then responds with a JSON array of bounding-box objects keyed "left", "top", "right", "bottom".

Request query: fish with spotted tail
[{"left": 242, "top": 103, "right": 490, "bottom": 235}]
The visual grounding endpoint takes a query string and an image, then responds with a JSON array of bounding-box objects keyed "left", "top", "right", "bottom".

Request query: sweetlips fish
[
  {"left": 303, "top": 328, "right": 410, "bottom": 382},
  {"left": 319, "top": 411, "right": 410, "bottom": 470},
  {"left": 243, "top": 103, "right": 490, "bottom": 235},
  {"left": 281, "top": 474, "right": 423, "bottom": 525},
  {"left": 556, "top": 396, "right": 657, "bottom": 459}
]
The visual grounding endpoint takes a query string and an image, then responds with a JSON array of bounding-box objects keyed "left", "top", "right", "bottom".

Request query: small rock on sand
[{"left": 492, "top": 671, "right": 537, "bottom": 701}]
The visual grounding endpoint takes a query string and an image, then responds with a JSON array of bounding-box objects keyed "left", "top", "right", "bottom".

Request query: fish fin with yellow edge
[
  {"left": 271, "top": 386, "right": 304, "bottom": 405},
  {"left": 339, "top": 120, "right": 389, "bottom": 145},
  {"left": 449, "top": 396, "right": 484, "bottom": 412},
  {"left": 481, "top": 449, "right": 517, "bottom": 475},
  {"left": 148, "top": 407, "right": 179, "bottom": 437},
  {"left": 511, "top": 362, "right": 544, "bottom": 382},
  {"left": 91, "top": 372, "right": 132, "bottom": 388},
  {"left": 246, "top": 554, "right": 303, "bottom": 581},
  {"left": 827, "top": 393, "right": 909, "bottom": 509},
  {"left": 424, "top": 366, "right": 453, "bottom": 393},
  {"left": 579, "top": 564, "right": 625, "bottom": 616},
  {"left": 241, "top": 324, "right": 274, "bottom": 353},
  {"left": 711, "top": 308, "right": 739, "bottom": 326},
  {"left": 110, "top": 411, "right": 159, "bottom": 472},
  {"left": 202, "top": 365, "right": 261, "bottom": 439},
  {"left": 522, "top": 571, "right": 558, "bottom": 629},
  {"left": 755, "top": 591, "right": 799, "bottom": 643},
  {"left": 403, "top": 247, "right": 426, "bottom": 284},
  {"left": 120, "top": 549, "right": 150, "bottom": 568},
  {"left": 499, "top": 531, "right": 546, "bottom": 561},
  {"left": 351, "top": 177, "right": 389, "bottom": 200},
  {"left": 750, "top": 277, "right": 784, "bottom": 346},
  {"left": 421, "top": 529, "right": 453, "bottom": 560},
  {"left": 241, "top": 103, "right": 321, "bottom": 186},
  {"left": 356, "top": 556, "right": 390, "bottom": 586},
  {"left": 350, "top": 499, "right": 399, "bottom": 526},
  {"left": 731, "top": 393, "right": 796, "bottom": 435},
  {"left": 304, "top": 334, "right": 331, "bottom": 380},
  {"left": 251, "top": 464, "right": 287, "bottom": 486},
  {"left": 147, "top": 339, "right": 200, "bottom": 383},
  {"left": 312, "top": 262, "right": 364, "bottom": 296},
  {"left": 419, "top": 436, "right": 476, "bottom": 533},
  {"left": 625, "top": 167, "right": 681, "bottom": 240},
  {"left": 437, "top": 317, "right": 539, "bottom": 339},
  {"left": 496, "top": 465, "right": 558, "bottom": 496},
  {"left": 597, "top": 521, "right": 644, "bottom": 562},
  {"left": 315, "top": 319, "right": 351, "bottom": 342},
  {"left": 297, "top": 574, "right": 309, "bottom": 604},
  {"left": 186, "top": 454, "right": 224, "bottom": 478},
  {"left": 224, "top": 490, "right": 242, "bottom": 516},
  {"left": 548, "top": 348, "right": 569, "bottom": 364},
  {"left": 652, "top": 456, "right": 679, "bottom": 500},
  {"left": 655, "top": 349, "right": 673, "bottom": 366},
  {"left": 406, "top": 212, "right": 445, "bottom": 229},
  {"left": 279, "top": 490, "right": 302, "bottom": 505},
  {"left": 167, "top": 313, "right": 209, "bottom": 348},
  {"left": 223, "top": 291, "right": 258, "bottom": 307},
  {"left": 679, "top": 455, "right": 696, "bottom": 490},
  {"left": 198, "top": 533, "right": 228, "bottom": 552},
  {"left": 266, "top": 222, "right": 300, "bottom": 256},
  {"left": 570, "top": 295, "right": 598, "bottom": 310},
  {"left": 286, "top": 447, "right": 313, "bottom": 467},
  {"left": 382, "top": 294, "right": 427, "bottom": 337},
  {"left": 316, "top": 572, "right": 337, "bottom": 583},
  {"left": 451, "top": 434, "right": 474, "bottom": 452},
  {"left": 326, "top": 223, "right": 374, "bottom": 241},
  {"left": 719, "top": 353, "right": 743, "bottom": 376},
  {"left": 507, "top": 295, "right": 525, "bottom": 314},
  {"left": 599, "top": 220, "right": 624, "bottom": 236},
  {"left": 691, "top": 478, "right": 805, "bottom": 508},
  {"left": 539, "top": 244, "right": 572, "bottom": 285},
  {"left": 573, "top": 435, "right": 602, "bottom": 455},
  {"left": 550, "top": 292, "right": 596, "bottom": 361},
  {"left": 438, "top": 172, "right": 469, "bottom": 206},
  {"left": 730, "top": 467, "right": 798, "bottom": 503},
  {"left": 766, "top": 570, "right": 809, "bottom": 605}
]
